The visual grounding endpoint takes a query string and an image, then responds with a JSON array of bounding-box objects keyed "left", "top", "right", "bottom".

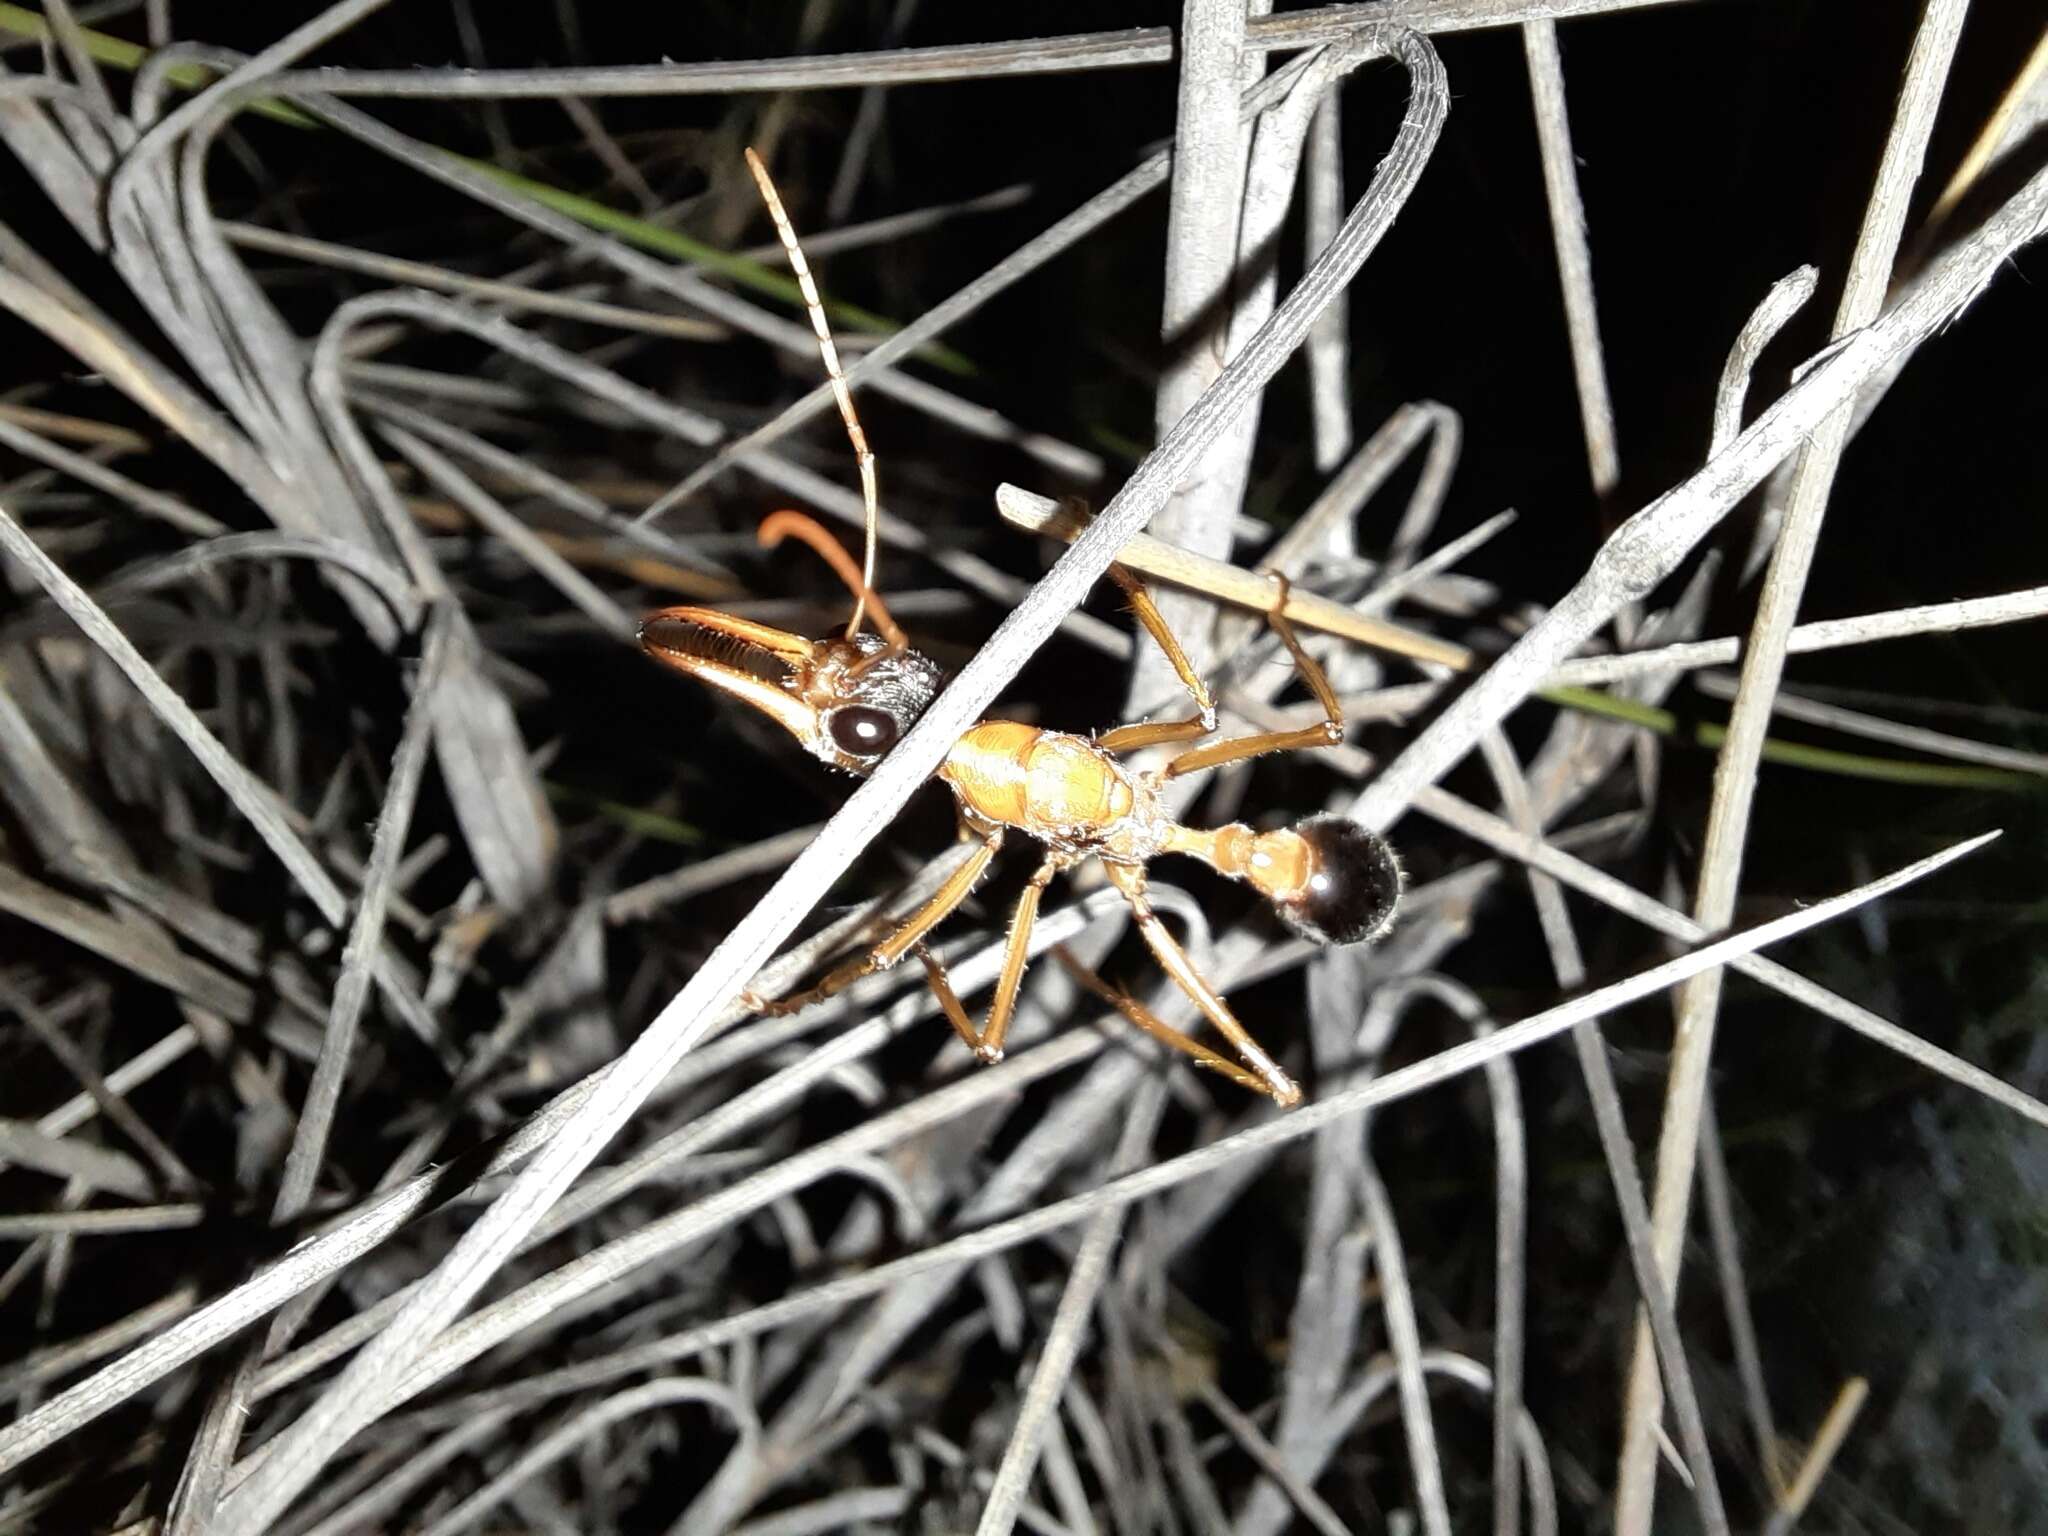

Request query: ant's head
[
  {"left": 654, "top": 155, "right": 921, "bottom": 778},
  {"left": 639, "top": 608, "right": 943, "bottom": 777},
  {"left": 1241, "top": 815, "right": 1404, "bottom": 947},
  {"left": 641, "top": 511, "right": 940, "bottom": 775}
]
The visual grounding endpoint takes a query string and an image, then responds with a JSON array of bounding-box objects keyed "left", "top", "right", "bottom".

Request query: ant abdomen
[{"left": 1270, "top": 814, "right": 1404, "bottom": 948}]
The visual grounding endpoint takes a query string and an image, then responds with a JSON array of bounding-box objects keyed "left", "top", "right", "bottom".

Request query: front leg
[
  {"left": 1059, "top": 498, "right": 1219, "bottom": 755},
  {"left": 1162, "top": 575, "right": 1347, "bottom": 781},
  {"left": 745, "top": 826, "right": 1002, "bottom": 1016}
]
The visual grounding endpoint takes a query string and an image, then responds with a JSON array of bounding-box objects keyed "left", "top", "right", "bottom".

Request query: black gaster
[{"left": 1273, "top": 814, "right": 1404, "bottom": 947}]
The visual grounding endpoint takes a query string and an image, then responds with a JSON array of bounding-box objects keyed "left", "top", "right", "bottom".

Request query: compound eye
[
  {"left": 826, "top": 705, "right": 900, "bottom": 758},
  {"left": 1275, "top": 815, "right": 1403, "bottom": 947}
]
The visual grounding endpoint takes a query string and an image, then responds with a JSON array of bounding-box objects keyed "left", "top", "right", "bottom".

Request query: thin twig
[
  {"left": 261, "top": 837, "right": 1989, "bottom": 1463},
  {"left": 977, "top": 1082, "right": 1165, "bottom": 1536},
  {"left": 1616, "top": 9, "right": 1974, "bottom": 1525},
  {"left": 1762, "top": 1378, "right": 1869, "bottom": 1536},
  {"left": 1352, "top": 159, "right": 2048, "bottom": 831},
  {"left": 1522, "top": 19, "right": 1618, "bottom": 496},
  {"left": 999, "top": 485, "right": 1471, "bottom": 668}
]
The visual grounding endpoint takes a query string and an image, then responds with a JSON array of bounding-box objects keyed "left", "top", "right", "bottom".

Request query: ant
[{"left": 639, "top": 150, "right": 1402, "bottom": 1106}]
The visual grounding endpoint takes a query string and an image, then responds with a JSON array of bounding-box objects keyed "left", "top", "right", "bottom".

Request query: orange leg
[
  {"left": 1163, "top": 721, "right": 1337, "bottom": 780},
  {"left": 915, "top": 855, "right": 1059, "bottom": 1063},
  {"left": 1059, "top": 499, "right": 1218, "bottom": 755},
  {"left": 746, "top": 827, "right": 1002, "bottom": 1016},
  {"left": 1163, "top": 575, "right": 1346, "bottom": 781},
  {"left": 1054, "top": 946, "right": 1274, "bottom": 1097},
  {"left": 1101, "top": 861, "right": 1301, "bottom": 1105}
]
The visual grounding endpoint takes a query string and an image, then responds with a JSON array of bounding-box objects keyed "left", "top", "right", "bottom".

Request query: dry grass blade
[
  {"left": 244, "top": 834, "right": 1988, "bottom": 1473},
  {"left": 85, "top": 1, "right": 1696, "bottom": 103},
  {"left": 0, "top": 975, "right": 194, "bottom": 1193},
  {"left": 1617, "top": 6, "right": 1976, "bottom": 1523},
  {"left": 285, "top": 1410, "right": 514, "bottom": 1536},
  {"left": 1691, "top": 671, "right": 2048, "bottom": 777},
  {"left": 1355, "top": 1158, "right": 1452, "bottom": 1536},
  {"left": 1138, "top": 0, "right": 1254, "bottom": 703},
  {"left": 1411, "top": 786, "right": 2048, "bottom": 1133},
  {"left": 0, "top": 1207, "right": 204, "bottom": 1241},
  {"left": 0, "top": 500, "right": 447, "bottom": 1052},
  {"left": 381, "top": 427, "right": 635, "bottom": 642},
  {"left": 415, "top": 1378, "right": 754, "bottom": 1536},
  {"left": 0, "top": 862, "right": 254, "bottom": 1022},
  {"left": 633, "top": 44, "right": 1328, "bottom": 528},
  {"left": 0, "top": 1286, "right": 200, "bottom": 1405},
  {"left": 0, "top": 414, "right": 224, "bottom": 537},
  {"left": 1545, "top": 584, "right": 2048, "bottom": 687},
  {"left": 0, "top": 849, "right": 1038, "bottom": 1471},
  {"left": 1696, "top": 1101, "right": 1781, "bottom": 1493},
  {"left": 1521, "top": 18, "right": 1618, "bottom": 497},
  {"left": 1195, "top": 1375, "right": 1356, "bottom": 1536},
  {"left": 976, "top": 1082, "right": 1165, "bottom": 1536},
  {"left": 273, "top": 607, "right": 451, "bottom": 1221},
  {"left": 1762, "top": 1377, "right": 1870, "bottom": 1535},
  {"left": 241, "top": 885, "right": 1126, "bottom": 1418},
  {"left": 0, "top": 1119, "right": 154, "bottom": 1202},
  {"left": 221, "top": 219, "right": 724, "bottom": 339},
  {"left": 1353, "top": 157, "right": 2048, "bottom": 830}
]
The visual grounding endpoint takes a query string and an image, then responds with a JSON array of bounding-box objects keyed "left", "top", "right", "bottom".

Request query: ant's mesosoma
[{"left": 639, "top": 150, "right": 1401, "bottom": 1105}]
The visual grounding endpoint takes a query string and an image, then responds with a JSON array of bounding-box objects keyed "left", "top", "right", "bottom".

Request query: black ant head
[
  {"left": 639, "top": 607, "right": 943, "bottom": 776},
  {"left": 1258, "top": 814, "right": 1404, "bottom": 947}
]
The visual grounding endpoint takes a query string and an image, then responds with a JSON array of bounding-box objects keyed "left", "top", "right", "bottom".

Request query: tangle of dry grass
[{"left": 0, "top": 4, "right": 2044, "bottom": 1533}]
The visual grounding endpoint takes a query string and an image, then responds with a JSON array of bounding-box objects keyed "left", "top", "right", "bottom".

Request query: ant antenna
[
  {"left": 743, "top": 147, "right": 879, "bottom": 644},
  {"left": 757, "top": 509, "right": 907, "bottom": 649}
]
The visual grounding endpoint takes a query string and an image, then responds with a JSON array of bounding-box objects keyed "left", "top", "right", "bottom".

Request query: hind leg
[{"left": 1099, "top": 861, "right": 1301, "bottom": 1105}]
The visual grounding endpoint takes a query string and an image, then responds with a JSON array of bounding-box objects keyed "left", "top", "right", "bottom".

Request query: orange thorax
[{"left": 941, "top": 721, "right": 1138, "bottom": 839}]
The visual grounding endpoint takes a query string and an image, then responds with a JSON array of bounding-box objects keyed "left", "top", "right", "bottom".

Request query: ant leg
[
  {"left": 1162, "top": 575, "right": 1345, "bottom": 780},
  {"left": 1101, "top": 861, "right": 1302, "bottom": 1105},
  {"left": 1050, "top": 498, "right": 1217, "bottom": 755},
  {"left": 745, "top": 826, "right": 1001, "bottom": 1016},
  {"left": 914, "top": 855, "right": 1058, "bottom": 1063},
  {"left": 1054, "top": 946, "right": 1276, "bottom": 1098},
  {"left": 1096, "top": 566, "right": 1220, "bottom": 752}
]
